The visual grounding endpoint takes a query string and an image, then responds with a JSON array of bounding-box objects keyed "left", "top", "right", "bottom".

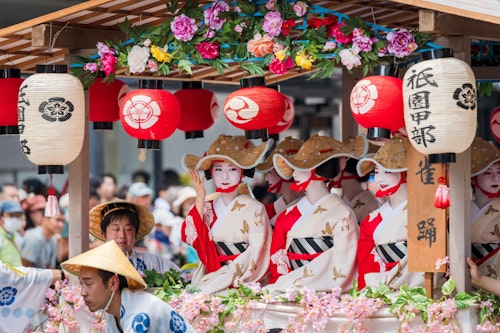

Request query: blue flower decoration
[
  {"left": 170, "top": 311, "right": 187, "bottom": 333},
  {"left": 0, "top": 287, "right": 17, "bottom": 306}
]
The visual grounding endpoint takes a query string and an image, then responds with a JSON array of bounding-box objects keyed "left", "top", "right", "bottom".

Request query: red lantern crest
[
  {"left": 350, "top": 66, "right": 404, "bottom": 141},
  {"left": 269, "top": 93, "right": 295, "bottom": 140},
  {"left": 174, "top": 81, "right": 219, "bottom": 139},
  {"left": 120, "top": 80, "right": 181, "bottom": 149},
  {"left": 490, "top": 106, "right": 500, "bottom": 144},
  {"left": 223, "top": 77, "right": 285, "bottom": 140}
]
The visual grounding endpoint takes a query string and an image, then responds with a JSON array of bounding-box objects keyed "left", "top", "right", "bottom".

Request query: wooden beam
[
  {"left": 390, "top": 0, "right": 500, "bottom": 25},
  {"left": 32, "top": 24, "right": 125, "bottom": 49},
  {"left": 419, "top": 10, "right": 500, "bottom": 41}
]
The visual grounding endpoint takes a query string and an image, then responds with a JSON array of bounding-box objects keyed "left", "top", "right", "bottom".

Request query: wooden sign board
[{"left": 407, "top": 144, "right": 447, "bottom": 272}]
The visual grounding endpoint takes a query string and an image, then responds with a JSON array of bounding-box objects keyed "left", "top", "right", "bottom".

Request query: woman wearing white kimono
[
  {"left": 356, "top": 134, "right": 423, "bottom": 290},
  {"left": 469, "top": 137, "right": 500, "bottom": 279},
  {"left": 256, "top": 136, "right": 304, "bottom": 228},
  {"left": 181, "top": 134, "right": 273, "bottom": 294},
  {"left": 267, "top": 134, "right": 360, "bottom": 292}
]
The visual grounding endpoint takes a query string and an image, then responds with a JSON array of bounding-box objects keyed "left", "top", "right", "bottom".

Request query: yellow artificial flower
[
  {"left": 294, "top": 50, "right": 315, "bottom": 70},
  {"left": 274, "top": 49, "right": 286, "bottom": 62},
  {"left": 151, "top": 45, "right": 173, "bottom": 63}
]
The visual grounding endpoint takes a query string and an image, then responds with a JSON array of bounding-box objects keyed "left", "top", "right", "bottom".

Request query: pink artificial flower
[
  {"left": 386, "top": 28, "right": 418, "bottom": 58},
  {"left": 339, "top": 48, "right": 362, "bottom": 69},
  {"left": 196, "top": 41, "right": 220, "bottom": 59},
  {"left": 331, "top": 22, "right": 352, "bottom": 44},
  {"left": 247, "top": 33, "right": 275, "bottom": 57},
  {"left": 96, "top": 42, "right": 114, "bottom": 57},
  {"left": 203, "top": 30, "right": 215, "bottom": 38},
  {"left": 265, "top": 0, "right": 277, "bottom": 10},
  {"left": 323, "top": 41, "right": 337, "bottom": 51},
  {"left": 147, "top": 59, "right": 158, "bottom": 72},
  {"left": 171, "top": 14, "right": 198, "bottom": 42},
  {"left": 100, "top": 53, "right": 118, "bottom": 76},
  {"left": 293, "top": 1, "right": 308, "bottom": 17},
  {"left": 83, "top": 62, "right": 98, "bottom": 73},
  {"left": 269, "top": 56, "right": 294, "bottom": 75},
  {"left": 352, "top": 28, "right": 364, "bottom": 37},
  {"left": 352, "top": 35, "right": 373, "bottom": 52},
  {"left": 235, "top": 24, "right": 244, "bottom": 34},
  {"left": 435, "top": 256, "right": 449, "bottom": 270},
  {"left": 262, "top": 11, "right": 283, "bottom": 38},
  {"left": 143, "top": 39, "right": 151, "bottom": 47},
  {"left": 204, "top": 1, "right": 229, "bottom": 31}
]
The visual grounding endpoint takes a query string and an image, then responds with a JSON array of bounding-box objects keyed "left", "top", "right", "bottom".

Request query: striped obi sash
[
  {"left": 287, "top": 236, "right": 334, "bottom": 270},
  {"left": 376, "top": 241, "right": 407, "bottom": 263},
  {"left": 216, "top": 241, "right": 248, "bottom": 266},
  {"left": 472, "top": 243, "right": 500, "bottom": 262}
]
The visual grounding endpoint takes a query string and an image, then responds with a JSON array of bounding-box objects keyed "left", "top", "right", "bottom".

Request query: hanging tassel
[
  {"left": 45, "top": 174, "right": 60, "bottom": 217},
  {"left": 434, "top": 164, "right": 450, "bottom": 209}
]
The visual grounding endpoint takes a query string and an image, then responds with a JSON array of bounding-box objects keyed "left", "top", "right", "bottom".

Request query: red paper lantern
[
  {"left": 89, "top": 75, "right": 129, "bottom": 130},
  {"left": 174, "top": 81, "right": 219, "bottom": 139},
  {"left": 269, "top": 93, "right": 295, "bottom": 141},
  {"left": 490, "top": 106, "right": 500, "bottom": 144},
  {"left": 120, "top": 80, "right": 181, "bottom": 149},
  {"left": 223, "top": 77, "right": 286, "bottom": 140},
  {"left": 0, "top": 69, "right": 23, "bottom": 135},
  {"left": 350, "top": 66, "right": 404, "bottom": 141}
]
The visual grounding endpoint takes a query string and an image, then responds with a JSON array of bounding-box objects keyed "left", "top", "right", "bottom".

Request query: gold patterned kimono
[
  {"left": 471, "top": 198, "right": 500, "bottom": 278},
  {"left": 343, "top": 190, "right": 381, "bottom": 224},
  {"left": 181, "top": 194, "right": 272, "bottom": 294}
]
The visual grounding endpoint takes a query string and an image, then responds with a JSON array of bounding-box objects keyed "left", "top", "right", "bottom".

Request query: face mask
[{"left": 3, "top": 217, "right": 22, "bottom": 234}]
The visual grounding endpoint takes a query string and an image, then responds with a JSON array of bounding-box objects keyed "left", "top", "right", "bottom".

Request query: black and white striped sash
[
  {"left": 288, "top": 236, "right": 334, "bottom": 270},
  {"left": 472, "top": 243, "right": 500, "bottom": 260},
  {"left": 376, "top": 241, "right": 407, "bottom": 263},
  {"left": 216, "top": 241, "right": 248, "bottom": 266}
]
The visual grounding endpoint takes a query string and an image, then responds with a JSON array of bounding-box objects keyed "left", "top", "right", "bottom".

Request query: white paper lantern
[
  {"left": 18, "top": 65, "right": 85, "bottom": 173},
  {"left": 403, "top": 48, "right": 477, "bottom": 163}
]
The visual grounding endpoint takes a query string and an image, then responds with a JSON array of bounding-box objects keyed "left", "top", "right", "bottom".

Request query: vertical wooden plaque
[{"left": 407, "top": 144, "right": 447, "bottom": 272}]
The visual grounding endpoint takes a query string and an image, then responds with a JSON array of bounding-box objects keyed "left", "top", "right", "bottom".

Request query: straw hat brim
[
  {"left": 61, "top": 241, "right": 147, "bottom": 290},
  {"left": 357, "top": 156, "right": 407, "bottom": 176},
  {"left": 256, "top": 138, "right": 304, "bottom": 172},
  {"left": 273, "top": 151, "right": 354, "bottom": 179},
  {"left": 89, "top": 200, "right": 154, "bottom": 241},
  {"left": 471, "top": 137, "right": 500, "bottom": 177},
  {"left": 183, "top": 140, "right": 272, "bottom": 171},
  {"left": 344, "top": 134, "right": 369, "bottom": 160}
]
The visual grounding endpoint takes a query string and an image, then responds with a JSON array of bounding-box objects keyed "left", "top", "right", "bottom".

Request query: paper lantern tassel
[
  {"left": 45, "top": 175, "right": 60, "bottom": 217},
  {"left": 434, "top": 173, "right": 450, "bottom": 209}
]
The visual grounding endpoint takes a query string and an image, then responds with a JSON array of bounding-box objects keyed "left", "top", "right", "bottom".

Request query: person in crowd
[
  {"left": 469, "top": 137, "right": 500, "bottom": 279},
  {"left": 356, "top": 134, "right": 423, "bottom": 290},
  {"left": 181, "top": 134, "right": 273, "bottom": 294},
  {"left": 328, "top": 136, "right": 381, "bottom": 224},
  {"left": 131, "top": 169, "right": 151, "bottom": 185},
  {"left": 89, "top": 200, "right": 179, "bottom": 274},
  {"left": 0, "top": 200, "right": 24, "bottom": 266},
  {"left": 61, "top": 241, "right": 195, "bottom": 333},
  {"left": 22, "top": 194, "right": 47, "bottom": 231},
  {"left": 97, "top": 173, "right": 119, "bottom": 203},
  {"left": 268, "top": 134, "right": 359, "bottom": 292},
  {"left": 128, "top": 182, "right": 155, "bottom": 249},
  {"left": 0, "top": 263, "right": 65, "bottom": 332},
  {"left": 256, "top": 136, "right": 305, "bottom": 228},
  {"left": 22, "top": 177, "right": 46, "bottom": 197},
  {"left": 467, "top": 257, "right": 500, "bottom": 296},
  {"left": 20, "top": 210, "right": 65, "bottom": 268},
  {"left": 147, "top": 207, "right": 181, "bottom": 264},
  {"left": 0, "top": 182, "right": 20, "bottom": 202}
]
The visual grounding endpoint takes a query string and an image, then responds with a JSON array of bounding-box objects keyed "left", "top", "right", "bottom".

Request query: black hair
[
  {"left": 345, "top": 158, "right": 370, "bottom": 183},
  {"left": 97, "top": 270, "right": 129, "bottom": 290},
  {"left": 100, "top": 204, "right": 140, "bottom": 236},
  {"left": 101, "top": 173, "right": 117, "bottom": 186},
  {"left": 131, "top": 169, "right": 151, "bottom": 185},
  {"left": 316, "top": 158, "right": 340, "bottom": 179},
  {"left": 162, "top": 169, "right": 182, "bottom": 187}
]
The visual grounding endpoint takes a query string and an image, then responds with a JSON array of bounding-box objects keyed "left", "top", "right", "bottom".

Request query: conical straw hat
[
  {"left": 256, "top": 136, "right": 304, "bottom": 172},
  {"left": 89, "top": 200, "right": 154, "bottom": 241},
  {"left": 61, "top": 240, "right": 147, "bottom": 290},
  {"left": 471, "top": 136, "right": 500, "bottom": 177},
  {"left": 357, "top": 133, "right": 408, "bottom": 176},
  {"left": 273, "top": 134, "right": 352, "bottom": 179},
  {"left": 183, "top": 134, "right": 272, "bottom": 171}
]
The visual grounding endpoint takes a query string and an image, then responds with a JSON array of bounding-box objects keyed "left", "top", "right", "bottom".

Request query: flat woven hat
[
  {"left": 183, "top": 134, "right": 272, "bottom": 171},
  {"left": 61, "top": 240, "right": 146, "bottom": 290},
  {"left": 273, "top": 134, "right": 352, "bottom": 179},
  {"left": 89, "top": 200, "right": 154, "bottom": 241},
  {"left": 471, "top": 136, "right": 500, "bottom": 176},
  {"left": 343, "top": 134, "right": 369, "bottom": 160},
  {"left": 256, "top": 136, "right": 304, "bottom": 172},
  {"left": 357, "top": 133, "right": 408, "bottom": 176}
]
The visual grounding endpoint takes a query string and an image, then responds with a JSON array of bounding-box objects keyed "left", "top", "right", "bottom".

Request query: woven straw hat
[
  {"left": 357, "top": 133, "right": 408, "bottom": 176},
  {"left": 343, "top": 134, "right": 369, "bottom": 159},
  {"left": 183, "top": 134, "right": 272, "bottom": 171},
  {"left": 273, "top": 134, "right": 353, "bottom": 179},
  {"left": 89, "top": 200, "right": 154, "bottom": 241},
  {"left": 256, "top": 136, "right": 304, "bottom": 172},
  {"left": 61, "top": 240, "right": 146, "bottom": 290},
  {"left": 471, "top": 136, "right": 500, "bottom": 177}
]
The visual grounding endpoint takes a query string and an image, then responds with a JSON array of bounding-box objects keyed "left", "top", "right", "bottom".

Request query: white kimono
[
  {"left": 105, "top": 289, "right": 195, "bottom": 333},
  {"left": 0, "top": 263, "right": 53, "bottom": 332}
]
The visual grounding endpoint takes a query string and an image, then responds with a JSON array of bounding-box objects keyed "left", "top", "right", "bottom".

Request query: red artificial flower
[
  {"left": 307, "top": 18, "right": 324, "bottom": 29},
  {"left": 281, "top": 19, "right": 297, "bottom": 36},
  {"left": 196, "top": 41, "right": 220, "bottom": 59},
  {"left": 269, "top": 56, "right": 294, "bottom": 75},
  {"left": 331, "top": 22, "right": 352, "bottom": 44}
]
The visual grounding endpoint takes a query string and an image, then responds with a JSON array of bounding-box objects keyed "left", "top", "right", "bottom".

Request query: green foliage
[{"left": 143, "top": 268, "right": 186, "bottom": 300}]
